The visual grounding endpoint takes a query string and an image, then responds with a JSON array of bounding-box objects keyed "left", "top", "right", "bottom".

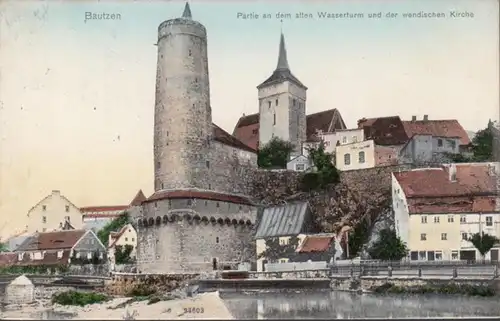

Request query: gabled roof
[
  {"left": 358, "top": 116, "right": 409, "bottom": 145},
  {"left": 27, "top": 190, "right": 81, "bottom": 216},
  {"left": 212, "top": 123, "right": 256, "bottom": 153},
  {"left": 254, "top": 202, "right": 310, "bottom": 239},
  {"left": 130, "top": 190, "right": 147, "bottom": 206},
  {"left": 15, "top": 230, "right": 87, "bottom": 251},
  {"left": 402, "top": 119, "right": 470, "bottom": 146},
  {"left": 108, "top": 223, "right": 133, "bottom": 248},
  {"left": 233, "top": 109, "right": 346, "bottom": 150},
  {"left": 296, "top": 234, "right": 335, "bottom": 253}
]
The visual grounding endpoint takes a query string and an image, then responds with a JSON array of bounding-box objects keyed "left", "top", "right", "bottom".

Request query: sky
[{"left": 0, "top": 0, "right": 498, "bottom": 238}]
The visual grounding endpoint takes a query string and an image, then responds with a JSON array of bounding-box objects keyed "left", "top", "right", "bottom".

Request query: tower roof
[
  {"left": 182, "top": 2, "right": 192, "bottom": 19},
  {"left": 257, "top": 33, "right": 307, "bottom": 90}
]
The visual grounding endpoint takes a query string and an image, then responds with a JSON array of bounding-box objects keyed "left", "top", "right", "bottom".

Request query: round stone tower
[{"left": 154, "top": 3, "right": 212, "bottom": 191}]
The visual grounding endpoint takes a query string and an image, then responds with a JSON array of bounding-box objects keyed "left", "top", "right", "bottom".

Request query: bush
[
  {"left": 126, "top": 283, "right": 157, "bottom": 297},
  {"left": 300, "top": 172, "right": 320, "bottom": 191},
  {"left": 52, "top": 291, "right": 109, "bottom": 306},
  {"left": 373, "top": 282, "right": 496, "bottom": 297}
]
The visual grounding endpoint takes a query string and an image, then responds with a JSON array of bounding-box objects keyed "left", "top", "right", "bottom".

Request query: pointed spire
[
  {"left": 182, "top": 2, "right": 192, "bottom": 19},
  {"left": 276, "top": 32, "right": 290, "bottom": 71}
]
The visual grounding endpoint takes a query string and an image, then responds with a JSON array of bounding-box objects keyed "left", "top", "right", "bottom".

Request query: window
[
  {"left": 154, "top": 202, "right": 158, "bottom": 208},
  {"left": 132, "top": 238, "right": 135, "bottom": 242},
  {"left": 434, "top": 216, "right": 440, "bottom": 223},
  {"left": 216, "top": 202, "right": 220, "bottom": 208},
  {"left": 435, "top": 251, "right": 443, "bottom": 260},
  {"left": 358, "top": 151, "right": 365, "bottom": 164},
  {"left": 418, "top": 251, "right": 426, "bottom": 260},
  {"left": 451, "top": 250, "right": 459, "bottom": 260},
  {"left": 187, "top": 199, "right": 192, "bottom": 206},
  {"left": 161, "top": 183, "right": 164, "bottom": 189},
  {"left": 460, "top": 215, "right": 466, "bottom": 224},
  {"left": 279, "top": 259, "right": 287, "bottom": 263},
  {"left": 461, "top": 232, "right": 468, "bottom": 240},
  {"left": 275, "top": 99, "right": 278, "bottom": 106},
  {"left": 157, "top": 161, "right": 161, "bottom": 168},
  {"left": 125, "top": 238, "right": 128, "bottom": 242},
  {"left": 208, "top": 184, "right": 211, "bottom": 189},
  {"left": 295, "top": 163, "right": 305, "bottom": 171},
  {"left": 65, "top": 205, "right": 70, "bottom": 212},
  {"left": 42, "top": 205, "right": 46, "bottom": 211},
  {"left": 188, "top": 49, "right": 192, "bottom": 56},
  {"left": 344, "top": 153, "right": 351, "bottom": 165},
  {"left": 441, "top": 233, "right": 447, "bottom": 240},
  {"left": 273, "top": 113, "right": 276, "bottom": 125},
  {"left": 206, "top": 160, "right": 210, "bottom": 168},
  {"left": 293, "top": 99, "right": 296, "bottom": 106},
  {"left": 352, "top": 136, "right": 358, "bottom": 143},
  {"left": 437, "top": 138, "right": 443, "bottom": 147},
  {"left": 252, "top": 129, "right": 258, "bottom": 135},
  {"left": 87, "top": 253, "right": 92, "bottom": 260},
  {"left": 42, "top": 228, "right": 46, "bottom": 232},
  {"left": 215, "top": 237, "right": 219, "bottom": 243},
  {"left": 420, "top": 233, "right": 427, "bottom": 241},
  {"left": 57, "top": 251, "right": 63, "bottom": 259},
  {"left": 268, "top": 101, "right": 271, "bottom": 108},
  {"left": 342, "top": 136, "right": 347, "bottom": 144},
  {"left": 486, "top": 216, "right": 493, "bottom": 226},
  {"left": 279, "top": 238, "right": 288, "bottom": 245},
  {"left": 449, "top": 140, "right": 456, "bottom": 149},
  {"left": 447, "top": 215, "right": 454, "bottom": 223},
  {"left": 421, "top": 216, "right": 427, "bottom": 224},
  {"left": 42, "top": 216, "right": 47, "bottom": 223}
]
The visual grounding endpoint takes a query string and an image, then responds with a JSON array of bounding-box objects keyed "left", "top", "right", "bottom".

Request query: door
[{"left": 491, "top": 249, "right": 499, "bottom": 262}]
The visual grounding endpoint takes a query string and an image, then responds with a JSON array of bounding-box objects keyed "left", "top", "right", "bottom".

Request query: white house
[
  {"left": 392, "top": 163, "right": 500, "bottom": 261},
  {"left": 107, "top": 223, "right": 138, "bottom": 264}
]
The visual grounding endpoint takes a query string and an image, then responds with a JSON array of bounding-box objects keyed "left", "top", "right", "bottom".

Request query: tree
[
  {"left": 97, "top": 212, "right": 130, "bottom": 247},
  {"left": 258, "top": 236, "right": 300, "bottom": 262},
  {"left": 348, "top": 219, "right": 369, "bottom": 258},
  {"left": 0, "top": 242, "right": 9, "bottom": 252},
  {"left": 301, "top": 141, "right": 340, "bottom": 191},
  {"left": 471, "top": 121, "right": 494, "bottom": 162},
  {"left": 468, "top": 232, "right": 499, "bottom": 260},
  {"left": 257, "top": 137, "right": 294, "bottom": 169},
  {"left": 114, "top": 244, "right": 134, "bottom": 264},
  {"left": 367, "top": 228, "right": 408, "bottom": 261}
]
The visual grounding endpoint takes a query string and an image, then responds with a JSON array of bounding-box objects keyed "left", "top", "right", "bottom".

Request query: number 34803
[{"left": 184, "top": 307, "right": 204, "bottom": 314}]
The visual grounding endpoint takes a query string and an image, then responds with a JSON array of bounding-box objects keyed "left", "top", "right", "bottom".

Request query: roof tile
[
  {"left": 296, "top": 235, "right": 334, "bottom": 253},
  {"left": 402, "top": 119, "right": 470, "bottom": 146}
]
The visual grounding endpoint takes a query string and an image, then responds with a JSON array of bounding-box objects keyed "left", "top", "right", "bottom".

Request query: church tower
[
  {"left": 153, "top": 3, "right": 213, "bottom": 191},
  {"left": 257, "top": 33, "right": 307, "bottom": 154}
]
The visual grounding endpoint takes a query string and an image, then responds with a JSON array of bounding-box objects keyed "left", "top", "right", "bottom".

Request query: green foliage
[
  {"left": 468, "top": 232, "right": 500, "bottom": 258},
  {"left": 97, "top": 212, "right": 131, "bottom": 247},
  {"left": 0, "top": 264, "right": 68, "bottom": 275},
  {"left": 257, "top": 137, "right": 294, "bottom": 169},
  {"left": 373, "top": 282, "right": 495, "bottom": 297},
  {"left": 300, "top": 141, "right": 340, "bottom": 191},
  {"left": 471, "top": 122, "right": 494, "bottom": 162},
  {"left": 368, "top": 228, "right": 409, "bottom": 261},
  {"left": 257, "top": 236, "right": 300, "bottom": 262},
  {"left": 0, "top": 242, "right": 9, "bottom": 252},
  {"left": 126, "top": 283, "right": 157, "bottom": 297},
  {"left": 115, "top": 244, "right": 135, "bottom": 264},
  {"left": 348, "top": 219, "right": 370, "bottom": 258},
  {"left": 51, "top": 290, "right": 109, "bottom": 306}
]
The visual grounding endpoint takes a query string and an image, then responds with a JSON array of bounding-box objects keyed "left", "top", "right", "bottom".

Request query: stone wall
[
  {"left": 34, "top": 286, "right": 77, "bottom": 301},
  {"left": 68, "top": 264, "right": 109, "bottom": 276},
  {"left": 248, "top": 269, "right": 329, "bottom": 279},
  {"left": 5, "top": 284, "right": 35, "bottom": 304},
  {"left": 105, "top": 273, "right": 198, "bottom": 296},
  {"left": 137, "top": 203, "right": 256, "bottom": 273}
]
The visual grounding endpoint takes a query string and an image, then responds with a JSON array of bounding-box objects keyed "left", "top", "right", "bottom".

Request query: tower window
[
  {"left": 293, "top": 99, "right": 296, "bottom": 106},
  {"left": 206, "top": 160, "right": 210, "bottom": 168},
  {"left": 188, "top": 49, "right": 192, "bottom": 56},
  {"left": 273, "top": 113, "right": 276, "bottom": 125},
  {"left": 195, "top": 78, "right": 198, "bottom": 83},
  {"left": 216, "top": 237, "right": 219, "bottom": 244},
  {"left": 268, "top": 101, "right": 271, "bottom": 108},
  {"left": 187, "top": 199, "right": 192, "bottom": 206},
  {"left": 157, "top": 161, "right": 161, "bottom": 168},
  {"left": 275, "top": 99, "right": 278, "bottom": 106}
]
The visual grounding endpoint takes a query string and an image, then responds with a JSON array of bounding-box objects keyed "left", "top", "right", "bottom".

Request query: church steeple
[
  {"left": 276, "top": 33, "right": 290, "bottom": 71},
  {"left": 182, "top": 2, "right": 192, "bottom": 19}
]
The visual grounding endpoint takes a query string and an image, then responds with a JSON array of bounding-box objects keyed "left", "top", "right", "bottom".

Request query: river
[{"left": 220, "top": 290, "right": 500, "bottom": 319}]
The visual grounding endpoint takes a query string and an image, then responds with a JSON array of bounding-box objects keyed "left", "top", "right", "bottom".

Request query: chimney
[
  {"left": 357, "top": 118, "right": 367, "bottom": 127},
  {"left": 411, "top": 116, "right": 417, "bottom": 121},
  {"left": 449, "top": 164, "right": 457, "bottom": 182},
  {"left": 423, "top": 115, "right": 429, "bottom": 121}
]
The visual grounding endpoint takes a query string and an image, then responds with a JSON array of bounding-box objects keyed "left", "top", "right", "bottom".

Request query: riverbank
[
  {"left": 1, "top": 291, "right": 234, "bottom": 319},
  {"left": 371, "top": 282, "right": 496, "bottom": 297}
]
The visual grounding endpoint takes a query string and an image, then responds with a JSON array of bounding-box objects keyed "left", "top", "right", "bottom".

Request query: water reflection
[{"left": 221, "top": 290, "right": 500, "bottom": 319}]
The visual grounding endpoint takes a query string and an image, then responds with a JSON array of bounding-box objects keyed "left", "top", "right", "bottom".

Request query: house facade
[
  {"left": 392, "top": 163, "right": 500, "bottom": 261},
  {"left": 25, "top": 190, "right": 83, "bottom": 234},
  {"left": 254, "top": 202, "right": 319, "bottom": 272},
  {"left": 11, "top": 230, "right": 106, "bottom": 266},
  {"left": 108, "top": 223, "right": 138, "bottom": 264},
  {"left": 286, "top": 155, "right": 312, "bottom": 172},
  {"left": 336, "top": 139, "right": 375, "bottom": 171},
  {"left": 294, "top": 233, "right": 342, "bottom": 263},
  {"left": 398, "top": 134, "right": 461, "bottom": 165}
]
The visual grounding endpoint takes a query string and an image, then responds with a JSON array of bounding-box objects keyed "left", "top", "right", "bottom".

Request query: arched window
[
  {"left": 344, "top": 153, "right": 351, "bottom": 165},
  {"left": 358, "top": 151, "right": 365, "bottom": 164}
]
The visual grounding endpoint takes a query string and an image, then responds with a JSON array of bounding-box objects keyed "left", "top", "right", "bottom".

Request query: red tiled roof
[
  {"left": 358, "top": 116, "right": 409, "bottom": 145},
  {"left": 80, "top": 205, "right": 129, "bottom": 213},
  {"left": 108, "top": 225, "right": 129, "bottom": 248},
  {"left": 394, "top": 164, "right": 498, "bottom": 214},
  {"left": 130, "top": 190, "right": 147, "bottom": 206},
  {"left": 402, "top": 119, "right": 470, "bottom": 146},
  {"left": 233, "top": 109, "right": 345, "bottom": 150},
  {"left": 146, "top": 190, "right": 253, "bottom": 205},
  {"left": 213, "top": 124, "right": 256, "bottom": 153},
  {"left": 0, "top": 253, "right": 17, "bottom": 266},
  {"left": 16, "top": 230, "right": 87, "bottom": 251},
  {"left": 296, "top": 235, "right": 335, "bottom": 253}
]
